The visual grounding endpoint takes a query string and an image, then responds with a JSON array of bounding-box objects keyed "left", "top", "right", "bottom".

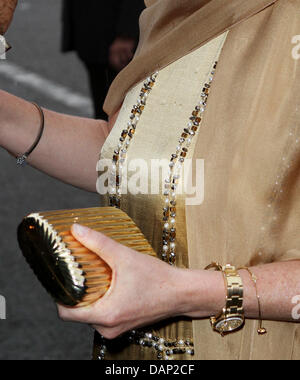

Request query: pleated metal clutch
[{"left": 17, "top": 207, "right": 157, "bottom": 308}]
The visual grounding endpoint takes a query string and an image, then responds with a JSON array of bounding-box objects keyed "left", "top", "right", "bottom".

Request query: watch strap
[{"left": 223, "top": 265, "right": 244, "bottom": 316}]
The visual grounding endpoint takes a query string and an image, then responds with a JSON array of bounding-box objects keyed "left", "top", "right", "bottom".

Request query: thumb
[{"left": 71, "top": 224, "right": 123, "bottom": 267}]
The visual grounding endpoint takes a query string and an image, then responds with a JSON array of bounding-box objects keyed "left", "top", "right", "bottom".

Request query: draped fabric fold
[
  {"left": 185, "top": 0, "right": 300, "bottom": 360},
  {"left": 104, "top": 0, "right": 278, "bottom": 116}
]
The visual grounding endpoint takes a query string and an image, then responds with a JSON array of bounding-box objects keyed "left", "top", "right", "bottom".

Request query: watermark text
[
  {"left": 292, "top": 35, "right": 300, "bottom": 60},
  {"left": 292, "top": 295, "right": 300, "bottom": 320},
  {"left": 0, "top": 35, "right": 7, "bottom": 60},
  {"left": 0, "top": 295, "right": 6, "bottom": 320},
  {"left": 97, "top": 158, "right": 205, "bottom": 206}
]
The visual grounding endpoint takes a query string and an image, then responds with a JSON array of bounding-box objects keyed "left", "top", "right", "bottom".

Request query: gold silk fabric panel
[
  {"left": 187, "top": 1, "right": 300, "bottom": 360},
  {"left": 97, "top": 33, "right": 227, "bottom": 360}
]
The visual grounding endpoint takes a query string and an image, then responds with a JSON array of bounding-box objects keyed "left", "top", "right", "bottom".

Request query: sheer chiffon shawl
[
  {"left": 185, "top": 0, "right": 300, "bottom": 360},
  {"left": 104, "top": 0, "right": 278, "bottom": 115},
  {"left": 103, "top": 0, "right": 300, "bottom": 359}
]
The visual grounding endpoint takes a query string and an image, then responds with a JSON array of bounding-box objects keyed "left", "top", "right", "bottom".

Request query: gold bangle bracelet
[
  {"left": 239, "top": 267, "right": 267, "bottom": 335},
  {"left": 16, "top": 103, "right": 45, "bottom": 166}
]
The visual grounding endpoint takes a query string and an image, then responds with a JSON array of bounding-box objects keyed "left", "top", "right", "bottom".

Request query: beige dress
[
  {"left": 98, "top": 0, "right": 300, "bottom": 361},
  {"left": 95, "top": 33, "right": 227, "bottom": 360}
]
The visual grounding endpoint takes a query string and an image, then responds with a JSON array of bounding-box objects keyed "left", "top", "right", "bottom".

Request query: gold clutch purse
[{"left": 18, "top": 207, "right": 157, "bottom": 308}]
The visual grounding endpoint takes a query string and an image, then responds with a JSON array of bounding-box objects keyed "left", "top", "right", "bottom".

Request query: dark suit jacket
[{"left": 62, "top": 0, "right": 145, "bottom": 64}]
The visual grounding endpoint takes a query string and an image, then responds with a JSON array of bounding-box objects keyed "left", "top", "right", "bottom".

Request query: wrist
[
  {"left": 238, "top": 268, "right": 260, "bottom": 319},
  {"left": 174, "top": 268, "right": 226, "bottom": 319},
  {"left": 0, "top": 92, "right": 40, "bottom": 155}
]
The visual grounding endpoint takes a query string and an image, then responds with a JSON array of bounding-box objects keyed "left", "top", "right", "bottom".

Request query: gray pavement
[{"left": 0, "top": 0, "right": 101, "bottom": 360}]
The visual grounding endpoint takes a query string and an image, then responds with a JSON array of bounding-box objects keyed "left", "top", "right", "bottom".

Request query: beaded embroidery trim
[
  {"left": 96, "top": 331, "right": 194, "bottom": 361},
  {"left": 162, "top": 62, "right": 218, "bottom": 265},
  {"left": 98, "top": 61, "right": 218, "bottom": 361},
  {"left": 109, "top": 72, "right": 159, "bottom": 209}
]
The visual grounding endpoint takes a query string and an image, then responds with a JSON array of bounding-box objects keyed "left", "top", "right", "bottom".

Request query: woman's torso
[{"left": 95, "top": 33, "right": 227, "bottom": 360}]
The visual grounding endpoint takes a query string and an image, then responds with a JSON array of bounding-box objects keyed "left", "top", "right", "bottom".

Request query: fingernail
[{"left": 72, "top": 224, "right": 88, "bottom": 238}]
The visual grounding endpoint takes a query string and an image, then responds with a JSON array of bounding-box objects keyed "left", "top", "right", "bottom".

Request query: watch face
[{"left": 215, "top": 317, "right": 244, "bottom": 334}]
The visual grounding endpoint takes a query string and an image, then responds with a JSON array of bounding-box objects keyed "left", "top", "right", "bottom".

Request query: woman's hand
[
  {"left": 0, "top": 0, "right": 18, "bottom": 35},
  {"left": 57, "top": 224, "right": 300, "bottom": 338},
  {"left": 57, "top": 224, "right": 188, "bottom": 340}
]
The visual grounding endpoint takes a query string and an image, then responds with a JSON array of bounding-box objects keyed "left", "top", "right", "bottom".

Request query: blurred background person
[{"left": 62, "top": 0, "right": 145, "bottom": 120}]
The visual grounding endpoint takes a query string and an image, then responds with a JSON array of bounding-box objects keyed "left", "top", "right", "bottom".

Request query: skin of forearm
[
  {"left": 175, "top": 261, "right": 300, "bottom": 322},
  {"left": 0, "top": 90, "right": 109, "bottom": 192}
]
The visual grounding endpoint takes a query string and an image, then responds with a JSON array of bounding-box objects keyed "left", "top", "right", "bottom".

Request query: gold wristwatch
[{"left": 205, "top": 263, "right": 245, "bottom": 336}]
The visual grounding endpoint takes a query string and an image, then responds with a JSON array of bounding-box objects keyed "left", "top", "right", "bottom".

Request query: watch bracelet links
[
  {"left": 205, "top": 263, "right": 245, "bottom": 335},
  {"left": 223, "top": 265, "right": 244, "bottom": 316}
]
